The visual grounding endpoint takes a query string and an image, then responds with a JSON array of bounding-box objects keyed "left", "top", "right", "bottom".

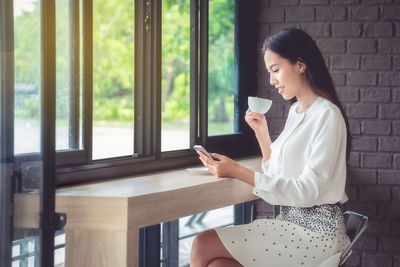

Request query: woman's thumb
[{"left": 211, "top": 153, "right": 224, "bottom": 160}]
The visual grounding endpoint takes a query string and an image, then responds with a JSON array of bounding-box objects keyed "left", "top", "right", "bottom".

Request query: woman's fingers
[
  {"left": 198, "top": 151, "right": 235, "bottom": 178},
  {"left": 198, "top": 156, "right": 209, "bottom": 168},
  {"left": 246, "top": 112, "right": 264, "bottom": 122},
  {"left": 197, "top": 151, "right": 215, "bottom": 165},
  {"left": 246, "top": 116, "right": 259, "bottom": 123},
  {"left": 199, "top": 156, "right": 219, "bottom": 176},
  {"left": 197, "top": 150, "right": 208, "bottom": 161},
  {"left": 210, "top": 153, "right": 224, "bottom": 161}
]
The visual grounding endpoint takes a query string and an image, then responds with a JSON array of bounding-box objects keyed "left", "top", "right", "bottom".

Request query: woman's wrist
[
  {"left": 255, "top": 133, "right": 271, "bottom": 161},
  {"left": 235, "top": 163, "right": 255, "bottom": 186},
  {"left": 255, "top": 130, "right": 271, "bottom": 144}
]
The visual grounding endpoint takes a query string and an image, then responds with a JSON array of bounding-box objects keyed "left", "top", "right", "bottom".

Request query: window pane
[
  {"left": 56, "top": 0, "right": 83, "bottom": 151},
  {"left": 161, "top": 0, "right": 190, "bottom": 152},
  {"left": 208, "top": 0, "right": 235, "bottom": 136},
  {"left": 92, "top": 0, "right": 134, "bottom": 159},
  {"left": 161, "top": 206, "right": 234, "bottom": 266},
  {"left": 14, "top": 0, "right": 41, "bottom": 154},
  {"left": 12, "top": 2, "right": 43, "bottom": 267}
]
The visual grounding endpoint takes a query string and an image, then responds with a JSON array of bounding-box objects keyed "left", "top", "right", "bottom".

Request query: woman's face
[{"left": 264, "top": 49, "right": 305, "bottom": 100}]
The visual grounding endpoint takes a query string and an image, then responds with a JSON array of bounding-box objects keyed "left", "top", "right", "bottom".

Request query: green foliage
[
  {"left": 13, "top": 0, "right": 235, "bottom": 128},
  {"left": 161, "top": 0, "right": 190, "bottom": 122},
  {"left": 55, "top": 0, "right": 70, "bottom": 120},
  {"left": 208, "top": 0, "right": 235, "bottom": 125},
  {"left": 93, "top": 0, "right": 134, "bottom": 100},
  {"left": 93, "top": 96, "right": 134, "bottom": 121},
  {"left": 14, "top": 96, "right": 40, "bottom": 120},
  {"left": 162, "top": 72, "right": 190, "bottom": 121},
  {"left": 161, "top": 0, "right": 235, "bottom": 124},
  {"left": 13, "top": 1, "right": 41, "bottom": 121},
  {"left": 14, "top": 3, "right": 41, "bottom": 88}
]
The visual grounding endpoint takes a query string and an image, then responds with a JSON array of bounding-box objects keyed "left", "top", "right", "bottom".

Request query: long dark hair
[{"left": 262, "top": 28, "right": 351, "bottom": 162}]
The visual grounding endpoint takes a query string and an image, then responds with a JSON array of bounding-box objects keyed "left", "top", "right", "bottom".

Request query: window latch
[
  {"left": 53, "top": 212, "right": 67, "bottom": 231},
  {"left": 145, "top": 15, "right": 150, "bottom": 32},
  {"left": 145, "top": 1, "right": 151, "bottom": 32}
]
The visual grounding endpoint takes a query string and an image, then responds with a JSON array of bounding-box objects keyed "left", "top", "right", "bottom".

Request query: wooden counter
[{"left": 16, "top": 156, "right": 261, "bottom": 267}]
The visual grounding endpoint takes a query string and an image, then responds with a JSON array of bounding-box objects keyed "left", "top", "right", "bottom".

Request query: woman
[{"left": 190, "top": 29, "right": 351, "bottom": 267}]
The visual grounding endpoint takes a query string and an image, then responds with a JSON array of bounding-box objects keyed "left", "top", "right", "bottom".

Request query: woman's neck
[{"left": 295, "top": 91, "right": 319, "bottom": 114}]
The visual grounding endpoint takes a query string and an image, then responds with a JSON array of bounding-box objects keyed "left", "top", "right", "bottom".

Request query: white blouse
[{"left": 253, "top": 97, "right": 348, "bottom": 207}]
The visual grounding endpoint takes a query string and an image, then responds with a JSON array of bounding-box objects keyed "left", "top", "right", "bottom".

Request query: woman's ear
[
  {"left": 296, "top": 57, "right": 307, "bottom": 73},
  {"left": 297, "top": 61, "right": 306, "bottom": 73}
]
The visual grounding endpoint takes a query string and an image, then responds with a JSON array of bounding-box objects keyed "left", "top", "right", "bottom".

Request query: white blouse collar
[{"left": 292, "top": 96, "right": 324, "bottom": 117}]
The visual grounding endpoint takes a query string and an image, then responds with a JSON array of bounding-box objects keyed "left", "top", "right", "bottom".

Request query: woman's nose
[{"left": 269, "top": 75, "right": 276, "bottom": 86}]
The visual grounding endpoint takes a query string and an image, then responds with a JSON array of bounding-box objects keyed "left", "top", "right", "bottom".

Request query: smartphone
[{"left": 193, "top": 145, "right": 213, "bottom": 159}]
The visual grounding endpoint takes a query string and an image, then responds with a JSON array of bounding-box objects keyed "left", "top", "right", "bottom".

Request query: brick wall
[{"left": 254, "top": 0, "right": 400, "bottom": 266}]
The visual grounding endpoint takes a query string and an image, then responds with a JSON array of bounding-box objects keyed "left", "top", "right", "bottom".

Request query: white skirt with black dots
[{"left": 215, "top": 204, "right": 350, "bottom": 267}]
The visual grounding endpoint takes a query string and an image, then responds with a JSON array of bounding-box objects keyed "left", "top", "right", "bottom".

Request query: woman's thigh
[
  {"left": 207, "top": 258, "right": 243, "bottom": 267},
  {"left": 190, "top": 229, "right": 239, "bottom": 266}
]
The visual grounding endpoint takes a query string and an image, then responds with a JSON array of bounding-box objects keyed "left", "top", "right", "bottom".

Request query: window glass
[
  {"left": 207, "top": 0, "right": 235, "bottom": 136},
  {"left": 92, "top": 0, "right": 134, "bottom": 159},
  {"left": 55, "top": 0, "right": 83, "bottom": 151},
  {"left": 14, "top": 0, "right": 41, "bottom": 154},
  {"left": 11, "top": 1, "right": 46, "bottom": 266},
  {"left": 161, "top": 0, "right": 190, "bottom": 152},
  {"left": 161, "top": 206, "right": 234, "bottom": 266}
]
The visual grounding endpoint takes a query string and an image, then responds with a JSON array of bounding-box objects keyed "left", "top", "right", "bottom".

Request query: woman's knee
[{"left": 191, "top": 229, "right": 217, "bottom": 255}]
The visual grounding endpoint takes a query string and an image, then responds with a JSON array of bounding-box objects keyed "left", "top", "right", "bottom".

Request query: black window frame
[
  {"left": 2, "top": 0, "right": 60, "bottom": 265},
  {"left": 54, "top": 0, "right": 258, "bottom": 186}
]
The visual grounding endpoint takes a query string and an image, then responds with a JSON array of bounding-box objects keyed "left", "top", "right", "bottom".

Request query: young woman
[{"left": 190, "top": 29, "right": 351, "bottom": 267}]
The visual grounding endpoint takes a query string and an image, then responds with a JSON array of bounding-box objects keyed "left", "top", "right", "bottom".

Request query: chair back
[{"left": 339, "top": 211, "right": 368, "bottom": 265}]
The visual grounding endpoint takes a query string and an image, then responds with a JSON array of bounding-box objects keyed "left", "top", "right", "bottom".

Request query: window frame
[
  {"left": 0, "top": 0, "right": 15, "bottom": 265},
  {"left": 55, "top": 0, "right": 258, "bottom": 186},
  {"left": 2, "top": 0, "right": 59, "bottom": 265}
]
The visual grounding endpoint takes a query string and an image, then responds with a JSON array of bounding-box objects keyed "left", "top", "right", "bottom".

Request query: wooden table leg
[
  {"left": 65, "top": 229, "right": 129, "bottom": 267},
  {"left": 127, "top": 226, "right": 139, "bottom": 267}
]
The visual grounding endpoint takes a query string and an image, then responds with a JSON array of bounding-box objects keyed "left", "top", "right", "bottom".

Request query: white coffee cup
[{"left": 248, "top": 96, "right": 272, "bottom": 114}]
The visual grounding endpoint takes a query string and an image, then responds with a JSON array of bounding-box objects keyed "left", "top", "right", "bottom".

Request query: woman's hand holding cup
[
  {"left": 245, "top": 108, "right": 269, "bottom": 137},
  {"left": 246, "top": 96, "right": 272, "bottom": 137}
]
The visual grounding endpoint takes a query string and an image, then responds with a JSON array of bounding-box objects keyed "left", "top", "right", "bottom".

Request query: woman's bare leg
[
  {"left": 190, "top": 229, "right": 241, "bottom": 267},
  {"left": 207, "top": 258, "right": 243, "bottom": 267}
]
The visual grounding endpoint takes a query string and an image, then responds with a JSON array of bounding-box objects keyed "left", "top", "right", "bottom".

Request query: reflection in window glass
[
  {"left": 92, "top": 0, "right": 134, "bottom": 159},
  {"left": 55, "top": 0, "right": 69, "bottom": 151},
  {"left": 161, "top": 206, "right": 234, "bottom": 266},
  {"left": 55, "top": 0, "right": 83, "bottom": 151},
  {"left": 161, "top": 0, "right": 190, "bottom": 151},
  {"left": 12, "top": 2, "right": 44, "bottom": 266},
  {"left": 208, "top": 0, "right": 235, "bottom": 136},
  {"left": 14, "top": 0, "right": 41, "bottom": 154}
]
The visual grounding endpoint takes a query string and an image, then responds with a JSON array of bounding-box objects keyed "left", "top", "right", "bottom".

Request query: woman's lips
[{"left": 277, "top": 87, "right": 284, "bottom": 94}]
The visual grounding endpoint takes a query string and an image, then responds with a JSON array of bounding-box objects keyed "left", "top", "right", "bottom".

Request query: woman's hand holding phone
[
  {"left": 193, "top": 145, "right": 213, "bottom": 160},
  {"left": 194, "top": 145, "right": 237, "bottom": 178}
]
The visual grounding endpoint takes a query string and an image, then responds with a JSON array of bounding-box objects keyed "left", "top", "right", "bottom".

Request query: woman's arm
[
  {"left": 197, "top": 109, "right": 272, "bottom": 185},
  {"left": 255, "top": 131, "right": 272, "bottom": 163},
  {"left": 197, "top": 152, "right": 255, "bottom": 186},
  {"left": 245, "top": 109, "right": 272, "bottom": 162}
]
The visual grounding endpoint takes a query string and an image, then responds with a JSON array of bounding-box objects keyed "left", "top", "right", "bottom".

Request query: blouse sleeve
[
  {"left": 261, "top": 159, "right": 270, "bottom": 174},
  {"left": 252, "top": 108, "right": 347, "bottom": 207}
]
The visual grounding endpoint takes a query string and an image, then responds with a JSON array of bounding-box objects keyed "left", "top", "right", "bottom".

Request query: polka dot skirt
[{"left": 215, "top": 204, "right": 350, "bottom": 267}]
